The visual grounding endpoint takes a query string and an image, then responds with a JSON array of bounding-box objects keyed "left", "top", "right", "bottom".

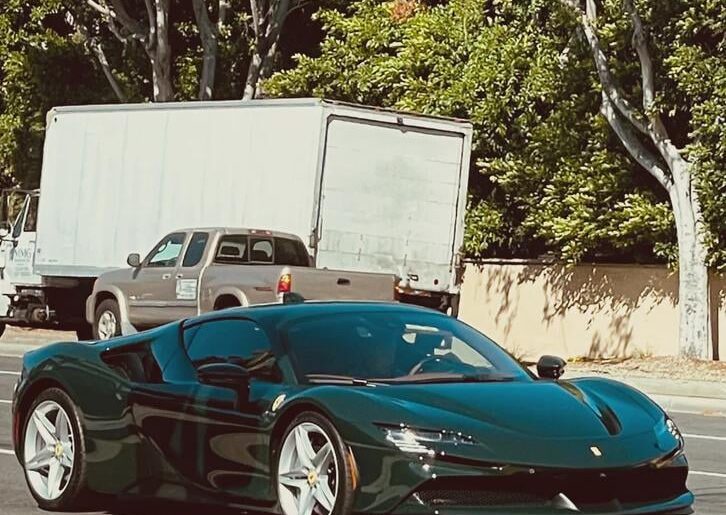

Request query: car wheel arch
[
  {"left": 14, "top": 377, "right": 70, "bottom": 450},
  {"left": 213, "top": 290, "right": 248, "bottom": 310},
  {"left": 92, "top": 288, "right": 136, "bottom": 336}
]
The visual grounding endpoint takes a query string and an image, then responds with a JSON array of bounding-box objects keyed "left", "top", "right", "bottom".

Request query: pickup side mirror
[
  {"left": 197, "top": 362, "right": 250, "bottom": 401},
  {"left": 127, "top": 253, "right": 141, "bottom": 268},
  {"left": 537, "top": 355, "right": 566, "bottom": 380}
]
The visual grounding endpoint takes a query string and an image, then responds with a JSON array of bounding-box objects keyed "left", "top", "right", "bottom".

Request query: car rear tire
[
  {"left": 93, "top": 299, "right": 121, "bottom": 340},
  {"left": 276, "top": 412, "right": 355, "bottom": 515},
  {"left": 21, "top": 388, "right": 90, "bottom": 511}
]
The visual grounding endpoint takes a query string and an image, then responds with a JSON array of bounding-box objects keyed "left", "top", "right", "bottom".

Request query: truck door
[
  {"left": 0, "top": 192, "right": 42, "bottom": 299},
  {"left": 126, "top": 232, "right": 188, "bottom": 327},
  {"left": 315, "top": 117, "right": 465, "bottom": 295},
  {"left": 173, "top": 231, "right": 211, "bottom": 318}
]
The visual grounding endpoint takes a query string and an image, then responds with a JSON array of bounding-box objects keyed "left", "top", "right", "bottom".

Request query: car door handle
[
  {"left": 162, "top": 273, "right": 171, "bottom": 280},
  {"left": 176, "top": 273, "right": 184, "bottom": 279},
  {"left": 337, "top": 278, "right": 351, "bottom": 286}
]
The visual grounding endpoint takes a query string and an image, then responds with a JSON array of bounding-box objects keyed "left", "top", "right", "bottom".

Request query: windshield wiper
[
  {"left": 380, "top": 372, "right": 517, "bottom": 384},
  {"left": 305, "top": 374, "right": 385, "bottom": 386}
]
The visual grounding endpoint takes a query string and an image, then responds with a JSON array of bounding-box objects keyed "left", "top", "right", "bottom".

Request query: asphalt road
[{"left": 0, "top": 354, "right": 724, "bottom": 514}]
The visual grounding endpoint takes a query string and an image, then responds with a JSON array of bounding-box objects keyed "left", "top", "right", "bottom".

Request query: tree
[
  {"left": 563, "top": 0, "right": 714, "bottom": 358},
  {"left": 84, "top": 0, "right": 174, "bottom": 101},
  {"left": 268, "top": 0, "right": 724, "bottom": 359}
]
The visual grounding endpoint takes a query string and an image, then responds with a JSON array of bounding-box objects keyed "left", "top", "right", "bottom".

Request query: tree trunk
[
  {"left": 193, "top": 0, "right": 218, "bottom": 100},
  {"left": 243, "top": 0, "right": 290, "bottom": 100},
  {"left": 669, "top": 160, "right": 712, "bottom": 359},
  {"left": 151, "top": 0, "right": 173, "bottom": 102}
]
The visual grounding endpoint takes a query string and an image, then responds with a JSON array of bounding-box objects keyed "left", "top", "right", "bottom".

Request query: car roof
[
  {"left": 171, "top": 227, "right": 302, "bottom": 241},
  {"left": 182, "top": 301, "right": 444, "bottom": 328}
]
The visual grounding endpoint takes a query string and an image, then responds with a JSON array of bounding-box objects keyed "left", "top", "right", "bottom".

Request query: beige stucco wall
[{"left": 459, "top": 261, "right": 724, "bottom": 361}]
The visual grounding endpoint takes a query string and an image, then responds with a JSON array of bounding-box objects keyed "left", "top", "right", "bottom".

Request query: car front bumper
[{"left": 348, "top": 442, "right": 693, "bottom": 515}]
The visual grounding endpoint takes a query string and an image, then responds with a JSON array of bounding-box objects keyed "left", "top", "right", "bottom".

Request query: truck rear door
[{"left": 315, "top": 117, "right": 465, "bottom": 294}]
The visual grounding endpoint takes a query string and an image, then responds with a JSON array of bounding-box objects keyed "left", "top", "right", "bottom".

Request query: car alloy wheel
[
  {"left": 278, "top": 421, "right": 339, "bottom": 515},
  {"left": 23, "top": 400, "right": 75, "bottom": 501},
  {"left": 97, "top": 310, "right": 118, "bottom": 340}
]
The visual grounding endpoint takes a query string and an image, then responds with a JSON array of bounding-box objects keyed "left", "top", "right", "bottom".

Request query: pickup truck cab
[{"left": 86, "top": 228, "right": 395, "bottom": 340}]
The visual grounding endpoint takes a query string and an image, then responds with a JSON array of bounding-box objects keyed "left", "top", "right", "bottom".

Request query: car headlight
[
  {"left": 378, "top": 424, "right": 475, "bottom": 455},
  {"left": 665, "top": 417, "right": 684, "bottom": 446}
]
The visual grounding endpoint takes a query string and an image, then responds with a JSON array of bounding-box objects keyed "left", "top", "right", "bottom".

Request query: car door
[
  {"left": 132, "top": 317, "right": 286, "bottom": 503},
  {"left": 174, "top": 231, "right": 212, "bottom": 319},
  {"left": 126, "top": 231, "right": 188, "bottom": 327}
]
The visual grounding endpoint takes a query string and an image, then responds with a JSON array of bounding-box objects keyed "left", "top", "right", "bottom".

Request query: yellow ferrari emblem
[
  {"left": 307, "top": 469, "right": 318, "bottom": 486},
  {"left": 271, "top": 394, "right": 286, "bottom": 413}
]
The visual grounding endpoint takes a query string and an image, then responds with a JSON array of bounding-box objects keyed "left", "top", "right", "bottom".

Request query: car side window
[
  {"left": 274, "top": 238, "right": 310, "bottom": 266},
  {"left": 146, "top": 232, "right": 186, "bottom": 268},
  {"left": 215, "top": 235, "right": 249, "bottom": 264},
  {"left": 184, "top": 319, "right": 279, "bottom": 380},
  {"left": 182, "top": 232, "right": 209, "bottom": 267},
  {"left": 250, "top": 237, "right": 273, "bottom": 263}
]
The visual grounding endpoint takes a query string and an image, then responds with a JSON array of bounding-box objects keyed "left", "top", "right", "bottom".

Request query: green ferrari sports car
[{"left": 12, "top": 302, "right": 692, "bottom": 514}]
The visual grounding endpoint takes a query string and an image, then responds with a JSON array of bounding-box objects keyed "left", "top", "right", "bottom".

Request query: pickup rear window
[{"left": 214, "top": 235, "right": 310, "bottom": 267}]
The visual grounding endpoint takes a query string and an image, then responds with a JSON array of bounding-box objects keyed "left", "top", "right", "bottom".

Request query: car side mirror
[
  {"left": 127, "top": 253, "right": 141, "bottom": 268},
  {"left": 282, "top": 292, "right": 305, "bottom": 304},
  {"left": 197, "top": 363, "right": 250, "bottom": 402},
  {"left": 537, "top": 355, "right": 566, "bottom": 380}
]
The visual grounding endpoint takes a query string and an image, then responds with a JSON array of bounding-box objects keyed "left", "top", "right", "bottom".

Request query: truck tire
[
  {"left": 93, "top": 299, "right": 121, "bottom": 341},
  {"left": 0, "top": 322, "right": 5, "bottom": 339}
]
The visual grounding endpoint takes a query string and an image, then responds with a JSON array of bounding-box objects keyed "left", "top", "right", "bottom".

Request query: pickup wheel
[{"left": 93, "top": 299, "right": 121, "bottom": 341}]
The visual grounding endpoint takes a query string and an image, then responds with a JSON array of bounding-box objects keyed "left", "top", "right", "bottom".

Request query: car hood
[{"left": 313, "top": 378, "right": 680, "bottom": 469}]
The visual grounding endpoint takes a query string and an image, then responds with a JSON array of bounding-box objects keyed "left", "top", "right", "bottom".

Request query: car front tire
[
  {"left": 21, "top": 387, "right": 90, "bottom": 511},
  {"left": 93, "top": 299, "right": 121, "bottom": 340},
  {"left": 276, "top": 412, "right": 356, "bottom": 515}
]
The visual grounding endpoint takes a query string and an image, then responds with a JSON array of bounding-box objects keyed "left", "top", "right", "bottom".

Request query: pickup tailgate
[{"left": 289, "top": 267, "right": 395, "bottom": 301}]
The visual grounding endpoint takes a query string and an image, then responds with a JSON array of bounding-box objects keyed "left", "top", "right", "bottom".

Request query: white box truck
[{"left": 0, "top": 98, "right": 472, "bottom": 338}]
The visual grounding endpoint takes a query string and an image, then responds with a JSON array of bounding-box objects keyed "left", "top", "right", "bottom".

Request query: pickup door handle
[
  {"left": 337, "top": 278, "right": 351, "bottom": 286},
  {"left": 176, "top": 273, "right": 184, "bottom": 279},
  {"left": 162, "top": 273, "right": 171, "bottom": 280}
]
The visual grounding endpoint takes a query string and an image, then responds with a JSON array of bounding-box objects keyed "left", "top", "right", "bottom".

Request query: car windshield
[{"left": 283, "top": 311, "right": 532, "bottom": 384}]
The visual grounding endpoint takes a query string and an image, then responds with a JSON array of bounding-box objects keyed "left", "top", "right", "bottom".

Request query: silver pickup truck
[{"left": 86, "top": 227, "right": 395, "bottom": 340}]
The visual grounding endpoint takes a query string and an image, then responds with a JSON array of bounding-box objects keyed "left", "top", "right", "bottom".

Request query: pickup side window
[
  {"left": 182, "top": 232, "right": 209, "bottom": 267},
  {"left": 146, "top": 232, "right": 186, "bottom": 268},
  {"left": 250, "top": 237, "right": 273, "bottom": 263},
  {"left": 274, "top": 238, "right": 311, "bottom": 267},
  {"left": 184, "top": 319, "right": 279, "bottom": 380},
  {"left": 215, "top": 235, "right": 249, "bottom": 264}
]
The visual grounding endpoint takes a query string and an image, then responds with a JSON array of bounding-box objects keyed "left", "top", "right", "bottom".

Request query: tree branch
[
  {"left": 66, "top": 12, "right": 127, "bottom": 102},
  {"left": 622, "top": 0, "right": 686, "bottom": 173},
  {"left": 600, "top": 92, "right": 673, "bottom": 192},
  {"left": 579, "top": 0, "right": 650, "bottom": 135}
]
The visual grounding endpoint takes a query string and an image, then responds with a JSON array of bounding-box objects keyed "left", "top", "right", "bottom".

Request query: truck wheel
[
  {"left": 93, "top": 300, "right": 121, "bottom": 341},
  {"left": 0, "top": 322, "right": 5, "bottom": 339}
]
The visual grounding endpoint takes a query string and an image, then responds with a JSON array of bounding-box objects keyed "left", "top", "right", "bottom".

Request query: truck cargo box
[{"left": 35, "top": 99, "right": 472, "bottom": 296}]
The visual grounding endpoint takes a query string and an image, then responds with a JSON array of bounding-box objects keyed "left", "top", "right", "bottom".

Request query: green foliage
[{"left": 268, "top": 0, "right": 691, "bottom": 264}]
